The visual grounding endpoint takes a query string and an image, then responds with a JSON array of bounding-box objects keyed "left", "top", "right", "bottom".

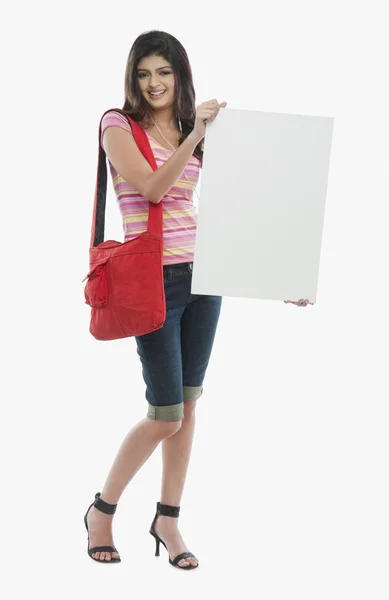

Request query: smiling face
[{"left": 136, "top": 55, "right": 175, "bottom": 111}]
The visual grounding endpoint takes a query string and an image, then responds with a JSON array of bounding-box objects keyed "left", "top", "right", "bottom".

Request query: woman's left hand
[{"left": 284, "top": 298, "right": 314, "bottom": 307}]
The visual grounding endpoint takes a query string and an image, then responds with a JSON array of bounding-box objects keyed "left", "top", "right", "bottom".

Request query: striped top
[{"left": 100, "top": 110, "right": 201, "bottom": 266}]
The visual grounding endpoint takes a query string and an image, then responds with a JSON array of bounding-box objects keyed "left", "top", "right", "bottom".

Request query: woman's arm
[{"left": 102, "top": 127, "right": 203, "bottom": 204}]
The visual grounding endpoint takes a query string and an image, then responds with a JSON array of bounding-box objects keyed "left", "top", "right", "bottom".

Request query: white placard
[{"left": 191, "top": 108, "right": 334, "bottom": 303}]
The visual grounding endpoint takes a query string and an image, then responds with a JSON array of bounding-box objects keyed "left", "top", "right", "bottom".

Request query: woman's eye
[{"left": 137, "top": 71, "right": 171, "bottom": 78}]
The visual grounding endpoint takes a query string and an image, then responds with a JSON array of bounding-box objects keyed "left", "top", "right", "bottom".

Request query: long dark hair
[{"left": 122, "top": 30, "right": 203, "bottom": 164}]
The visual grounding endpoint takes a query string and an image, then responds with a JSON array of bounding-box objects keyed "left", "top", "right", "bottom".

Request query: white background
[{"left": 2, "top": 1, "right": 388, "bottom": 598}]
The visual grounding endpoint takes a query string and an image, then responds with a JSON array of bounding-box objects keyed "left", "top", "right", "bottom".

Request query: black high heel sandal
[
  {"left": 149, "top": 502, "right": 199, "bottom": 570},
  {"left": 84, "top": 492, "right": 121, "bottom": 563}
]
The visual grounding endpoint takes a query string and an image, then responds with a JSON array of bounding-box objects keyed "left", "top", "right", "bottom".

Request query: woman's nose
[{"left": 150, "top": 74, "right": 160, "bottom": 87}]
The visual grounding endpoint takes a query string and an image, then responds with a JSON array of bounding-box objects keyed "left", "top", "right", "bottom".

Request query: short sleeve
[{"left": 100, "top": 110, "right": 133, "bottom": 149}]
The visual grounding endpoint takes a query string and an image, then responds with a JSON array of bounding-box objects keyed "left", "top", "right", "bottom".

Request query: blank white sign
[{"left": 191, "top": 107, "right": 334, "bottom": 303}]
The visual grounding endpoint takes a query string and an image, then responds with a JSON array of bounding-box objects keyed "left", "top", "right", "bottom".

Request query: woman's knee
[
  {"left": 149, "top": 418, "right": 182, "bottom": 440},
  {"left": 153, "top": 419, "right": 182, "bottom": 438},
  {"left": 183, "top": 399, "right": 197, "bottom": 418}
]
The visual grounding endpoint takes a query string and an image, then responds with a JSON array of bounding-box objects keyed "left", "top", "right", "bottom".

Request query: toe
[
  {"left": 189, "top": 558, "right": 198, "bottom": 567},
  {"left": 94, "top": 552, "right": 100, "bottom": 560},
  {"left": 105, "top": 553, "right": 112, "bottom": 561},
  {"left": 99, "top": 552, "right": 106, "bottom": 561},
  {"left": 112, "top": 552, "right": 120, "bottom": 560},
  {"left": 178, "top": 559, "right": 190, "bottom": 567}
]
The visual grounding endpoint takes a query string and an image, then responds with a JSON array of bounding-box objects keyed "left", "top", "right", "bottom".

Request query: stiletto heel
[
  {"left": 84, "top": 492, "right": 121, "bottom": 563},
  {"left": 155, "top": 537, "right": 160, "bottom": 556},
  {"left": 149, "top": 502, "right": 198, "bottom": 570}
]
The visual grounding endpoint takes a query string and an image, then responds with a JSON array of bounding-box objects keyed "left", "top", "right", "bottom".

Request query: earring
[{"left": 178, "top": 115, "right": 182, "bottom": 133}]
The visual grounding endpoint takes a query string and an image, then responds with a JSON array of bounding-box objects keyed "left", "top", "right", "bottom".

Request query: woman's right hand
[{"left": 191, "top": 99, "right": 227, "bottom": 142}]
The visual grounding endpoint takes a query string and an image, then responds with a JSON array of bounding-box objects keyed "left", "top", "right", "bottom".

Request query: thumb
[{"left": 219, "top": 101, "right": 227, "bottom": 108}]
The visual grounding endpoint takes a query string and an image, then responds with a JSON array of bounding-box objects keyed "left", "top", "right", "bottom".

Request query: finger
[
  {"left": 212, "top": 107, "right": 222, "bottom": 119},
  {"left": 206, "top": 110, "right": 219, "bottom": 123},
  {"left": 202, "top": 111, "right": 216, "bottom": 123},
  {"left": 202, "top": 108, "right": 215, "bottom": 117}
]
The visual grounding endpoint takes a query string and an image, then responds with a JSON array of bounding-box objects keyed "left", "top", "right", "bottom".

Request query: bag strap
[{"left": 89, "top": 108, "right": 163, "bottom": 248}]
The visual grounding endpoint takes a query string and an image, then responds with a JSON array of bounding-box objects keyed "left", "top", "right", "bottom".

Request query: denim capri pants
[{"left": 135, "top": 262, "right": 222, "bottom": 422}]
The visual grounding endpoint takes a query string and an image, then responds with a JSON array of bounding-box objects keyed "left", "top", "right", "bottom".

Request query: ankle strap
[
  {"left": 93, "top": 492, "right": 117, "bottom": 515},
  {"left": 157, "top": 502, "right": 180, "bottom": 518}
]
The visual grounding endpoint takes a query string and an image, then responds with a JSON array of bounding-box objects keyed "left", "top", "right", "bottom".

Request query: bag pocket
[{"left": 82, "top": 260, "right": 109, "bottom": 308}]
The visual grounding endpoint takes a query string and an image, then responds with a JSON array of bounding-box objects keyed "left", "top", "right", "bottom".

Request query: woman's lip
[{"left": 148, "top": 90, "right": 166, "bottom": 98}]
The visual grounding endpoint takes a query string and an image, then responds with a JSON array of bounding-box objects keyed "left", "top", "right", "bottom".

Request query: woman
[{"left": 84, "top": 30, "right": 311, "bottom": 571}]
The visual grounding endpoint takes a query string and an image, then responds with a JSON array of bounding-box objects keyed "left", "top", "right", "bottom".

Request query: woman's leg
[
  {"left": 86, "top": 417, "right": 181, "bottom": 562},
  {"left": 88, "top": 266, "right": 189, "bottom": 562},
  {"left": 154, "top": 290, "right": 222, "bottom": 568},
  {"left": 155, "top": 399, "right": 198, "bottom": 568}
]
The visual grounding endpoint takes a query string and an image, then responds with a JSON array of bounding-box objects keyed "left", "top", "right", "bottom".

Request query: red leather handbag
[{"left": 82, "top": 109, "right": 166, "bottom": 341}]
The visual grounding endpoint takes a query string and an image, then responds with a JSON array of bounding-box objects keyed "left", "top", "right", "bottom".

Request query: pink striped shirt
[{"left": 100, "top": 110, "right": 201, "bottom": 266}]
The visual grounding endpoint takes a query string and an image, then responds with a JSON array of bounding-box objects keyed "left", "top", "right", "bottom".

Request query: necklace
[{"left": 151, "top": 118, "right": 199, "bottom": 202}]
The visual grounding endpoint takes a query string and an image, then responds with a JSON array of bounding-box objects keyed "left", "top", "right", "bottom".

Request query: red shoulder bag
[{"left": 81, "top": 109, "right": 166, "bottom": 341}]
